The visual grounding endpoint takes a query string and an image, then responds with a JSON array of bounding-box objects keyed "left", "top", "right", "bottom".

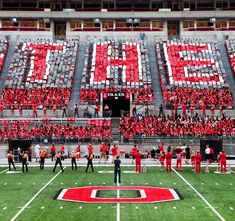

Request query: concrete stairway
[
  {"left": 218, "top": 42, "right": 235, "bottom": 108},
  {"left": 69, "top": 42, "right": 86, "bottom": 108},
  {"left": 111, "top": 117, "right": 121, "bottom": 143},
  {"left": 147, "top": 40, "right": 163, "bottom": 108},
  {"left": 0, "top": 41, "right": 16, "bottom": 92}
]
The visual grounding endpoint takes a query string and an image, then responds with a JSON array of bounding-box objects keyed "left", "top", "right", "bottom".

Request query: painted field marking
[
  {"left": 159, "top": 182, "right": 162, "bottom": 185},
  {"left": 41, "top": 207, "right": 44, "bottom": 210},
  {"left": 117, "top": 174, "right": 120, "bottom": 221},
  {"left": 154, "top": 206, "right": 158, "bottom": 209},
  {"left": 230, "top": 183, "right": 233, "bottom": 186},
  {"left": 229, "top": 207, "right": 234, "bottom": 210},
  {"left": 192, "top": 206, "right": 195, "bottom": 210},
  {"left": 3, "top": 207, "right": 7, "bottom": 210},
  {"left": 4, "top": 183, "right": 7, "bottom": 186},
  {"left": 0, "top": 169, "right": 9, "bottom": 174},
  {"left": 10, "top": 166, "right": 66, "bottom": 221},
  {"left": 79, "top": 206, "right": 82, "bottom": 209},
  {"left": 98, "top": 206, "right": 101, "bottom": 210},
  {"left": 75, "top": 183, "right": 77, "bottom": 185},
  {"left": 215, "top": 183, "right": 218, "bottom": 186},
  {"left": 173, "top": 168, "right": 226, "bottom": 221},
  {"left": 173, "top": 206, "right": 176, "bottom": 209},
  {"left": 136, "top": 206, "right": 139, "bottom": 209},
  {"left": 60, "top": 206, "right": 63, "bottom": 209}
]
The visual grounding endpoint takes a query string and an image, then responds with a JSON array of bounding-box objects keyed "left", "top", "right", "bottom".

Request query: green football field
[{"left": 0, "top": 165, "right": 235, "bottom": 221}]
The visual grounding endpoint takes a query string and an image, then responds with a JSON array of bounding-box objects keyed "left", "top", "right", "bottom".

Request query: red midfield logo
[{"left": 56, "top": 186, "right": 181, "bottom": 203}]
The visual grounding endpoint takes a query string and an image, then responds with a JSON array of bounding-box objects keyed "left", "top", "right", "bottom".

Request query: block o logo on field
[{"left": 56, "top": 186, "right": 181, "bottom": 203}]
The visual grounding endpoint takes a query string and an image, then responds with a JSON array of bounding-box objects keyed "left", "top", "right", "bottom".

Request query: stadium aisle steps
[
  {"left": 111, "top": 117, "right": 121, "bottom": 142},
  {"left": 218, "top": 42, "right": 235, "bottom": 108},
  {"left": 0, "top": 41, "right": 16, "bottom": 93},
  {"left": 147, "top": 40, "right": 163, "bottom": 108},
  {"left": 69, "top": 42, "right": 86, "bottom": 107}
]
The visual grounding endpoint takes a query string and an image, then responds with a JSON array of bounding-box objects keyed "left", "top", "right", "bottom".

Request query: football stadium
[{"left": 0, "top": 0, "right": 235, "bottom": 221}]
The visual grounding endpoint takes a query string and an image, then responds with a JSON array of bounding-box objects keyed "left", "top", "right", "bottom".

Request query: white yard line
[
  {"left": 0, "top": 168, "right": 8, "bottom": 174},
  {"left": 117, "top": 174, "right": 120, "bottom": 221},
  {"left": 10, "top": 166, "right": 66, "bottom": 221},
  {"left": 173, "top": 168, "right": 226, "bottom": 221}
]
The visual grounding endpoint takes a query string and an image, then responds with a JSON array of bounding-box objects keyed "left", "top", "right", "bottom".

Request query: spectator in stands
[
  {"left": 74, "top": 104, "right": 79, "bottom": 118},
  {"left": 62, "top": 105, "right": 67, "bottom": 118}
]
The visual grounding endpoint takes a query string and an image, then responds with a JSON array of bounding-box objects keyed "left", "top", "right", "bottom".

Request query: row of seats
[
  {"left": 0, "top": 40, "right": 8, "bottom": 73},
  {"left": 80, "top": 38, "right": 153, "bottom": 104},
  {"left": 0, "top": 122, "right": 112, "bottom": 139},
  {"left": 156, "top": 39, "right": 233, "bottom": 109},
  {"left": 1, "top": 39, "right": 78, "bottom": 108},
  {"left": 225, "top": 39, "right": 235, "bottom": 76},
  {"left": 120, "top": 115, "right": 234, "bottom": 138}
]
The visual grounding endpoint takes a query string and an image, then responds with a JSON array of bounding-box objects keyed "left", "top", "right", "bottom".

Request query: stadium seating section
[
  {"left": 225, "top": 39, "right": 235, "bottom": 76},
  {"left": 120, "top": 115, "right": 235, "bottom": 139},
  {"left": 0, "top": 40, "right": 8, "bottom": 73},
  {"left": 156, "top": 39, "right": 233, "bottom": 109},
  {"left": 0, "top": 120, "right": 112, "bottom": 142},
  {"left": 80, "top": 39, "right": 153, "bottom": 104},
  {"left": 1, "top": 39, "right": 78, "bottom": 108}
]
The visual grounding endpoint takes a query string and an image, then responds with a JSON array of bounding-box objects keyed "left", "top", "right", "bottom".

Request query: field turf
[{"left": 0, "top": 165, "right": 235, "bottom": 221}]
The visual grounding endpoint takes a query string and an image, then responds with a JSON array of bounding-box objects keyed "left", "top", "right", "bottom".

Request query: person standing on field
[{"left": 114, "top": 156, "right": 121, "bottom": 183}]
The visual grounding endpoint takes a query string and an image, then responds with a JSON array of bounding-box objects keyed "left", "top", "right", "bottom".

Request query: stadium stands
[
  {"left": 0, "top": 39, "right": 78, "bottom": 108},
  {"left": 0, "top": 120, "right": 112, "bottom": 143},
  {"left": 80, "top": 38, "right": 153, "bottom": 104},
  {"left": 0, "top": 40, "right": 8, "bottom": 73},
  {"left": 156, "top": 39, "right": 234, "bottom": 109},
  {"left": 120, "top": 115, "right": 235, "bottom": 140},
  {"left": 225, "top": 39, "right": 235, "bottom": 76}
]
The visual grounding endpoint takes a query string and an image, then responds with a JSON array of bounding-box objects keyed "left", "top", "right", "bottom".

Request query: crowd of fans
[
  {"left": 80, "top": 88, "right": 153, "bottom": 104},
  {"left": 162, "top": 86, "right": 233, "bottom": 109},
  {"left": 0, "top": 122, "right": 112, "bottom": 142},
  {"left": 1, "top": 39, "right": 78, "bottom": 109},
  {"left": 226, "top": 39, "right": 235, "bottom": 76},
  {"left": 80, "top": 39, "right": 153, "bottom": 104},
  {"left": 156, "top": 39, "right": 234, "bottom": 109},
  {"left": 120, "top": 114, "right": 235, "bottom": 140},
  {"left": 1, "top": 88, "right": 71, "bottom": 108},
  {"left": 0, "top": 40, "right": 8, "bottom": 72}
]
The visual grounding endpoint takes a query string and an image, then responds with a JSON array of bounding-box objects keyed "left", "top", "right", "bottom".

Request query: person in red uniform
[
  {"left": 32, "top": 104, "right": 38, "bottom": 118},
  {"left": 111, "top": 144, "right": 118, "bottom": 163},
  {"left": 165, "top": 149, "right": 172, "bottom": 173},
  {"left": 175, "top": 147, "right": 183, "bottom": 171},
  {"left": 130, "top": 145, "right": 138, "bottom": 164},
  {"left": 50, "top": 144, "right": 56, "bottom": 162},
  {"left": 99, "top": 142, "right": 107, "bottom": 163},
  {"left": 219, "top": 150, "right": 227, "bottom": 173},
  {"left": 60, "top": 144, "right": 65, "bottom": 161},
  {"left": 135, "top": 150, "right": 142, "bottom": 173},
  {"left": 87, "top": 144, "right": 93, "bottom": 155},
  {"left": 159, "top": 151, "right": 165, "bottom": 171},
  {"left": 195, "top": 151, "right": 202, "bottom": 173},
  {"left": 75, "top": 145, "right": 81, "bottom": 159}
]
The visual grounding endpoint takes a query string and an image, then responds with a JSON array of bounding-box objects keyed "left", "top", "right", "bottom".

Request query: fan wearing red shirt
[
  {"left": 195, "top": 151, "right": 202, "bottom": 173},
  {"left": 99, "top": 142, "right": 107, "bottom": 163},
  {"left": 219, "top": 150, "right": 227, "bottom": 173},
  {"left": 75, "top": 145, "right": 81, "bottom": 159},
  {"left": 87, "top": 144, "right": 93, "bottom": 155},
  {"left": 32, "top": 104, "right": 38, "bottom": 118},
  {"left": 175, "top": 147, "right": 182, "bottom": 171},
  {"left": 60, "top": 144, "right": 65, "bottom": 161},
  {"left": 135, "top": 150, "right": 142, "bottom": 173},
  {"left": 50, "top": 144, "right": 56, "bottom": 162},
  {"left": 111, "top": 144, "right": 118, "bottom": 162},
  {"left": 165, "top": 150, "right": 172, "bottom": 173},
  {"left": 130, "top": 145, "right": 138, "bottom": 164}
]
